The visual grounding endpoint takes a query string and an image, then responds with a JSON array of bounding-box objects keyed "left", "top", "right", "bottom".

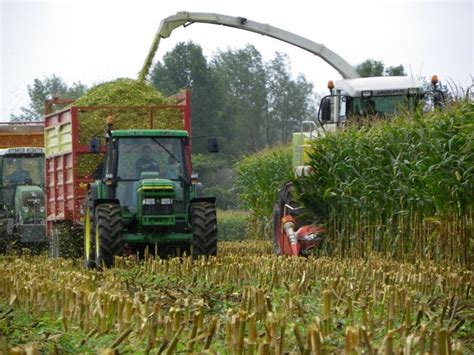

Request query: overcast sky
[{"left": 1, "top": 0, "right": 472, "bottom": 120}]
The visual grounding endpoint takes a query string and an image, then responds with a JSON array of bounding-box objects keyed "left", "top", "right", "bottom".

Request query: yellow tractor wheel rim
[
  {"left": 84, "top": 207, "right": 91, "bottom": 260},
  {"left": 95, "top": 223, "right": 100, "bottom": 260}
]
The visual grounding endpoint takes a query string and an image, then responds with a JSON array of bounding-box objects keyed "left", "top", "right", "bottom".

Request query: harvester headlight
[
  {"left": 361, "top": 90, "right": 373, "bottom": 98},
  {"left": 161, "top": 198, "right": 172, "bottom": 205},
  {"left": 143, "top": 198, "right": 155, "bottom": 205},
  {"left": 39, "top": 206, "right": 45, "bottom": 213},
  {"left": 22, "top": 206, "right": 30, "bottom": 213}
]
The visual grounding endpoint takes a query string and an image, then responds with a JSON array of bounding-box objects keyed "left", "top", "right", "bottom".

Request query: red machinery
[{"left": 272, "top": 183, "right": 325, "bottom": 256}]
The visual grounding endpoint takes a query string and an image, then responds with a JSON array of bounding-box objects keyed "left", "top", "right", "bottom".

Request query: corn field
[
  {"left": 1, "top": 241, "right": 472, "bottom": 353},
  {"left": 296, "top": 102, "right": 474, "bottom": 265}
]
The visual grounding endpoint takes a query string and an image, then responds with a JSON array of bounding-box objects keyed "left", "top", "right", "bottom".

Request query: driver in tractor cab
[
  {"left": 9, "top": 159, "right": 32, "bottom": 185},
  {"left": 135, "top": 145, "right": 160, "bottom": 178}
]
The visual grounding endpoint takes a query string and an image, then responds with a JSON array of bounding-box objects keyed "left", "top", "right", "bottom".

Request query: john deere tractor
[
  {"left": 84, "top": 123, "right": 218, "bottom": 267},
  {"left": 0, "top": 147, "right": 46, "bottom": 253}
]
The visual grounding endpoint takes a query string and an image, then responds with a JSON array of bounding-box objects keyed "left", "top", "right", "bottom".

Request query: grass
[
  {"left": 1, "top": 241, "right": 472, "bottom": 353},
  {"left": 234, "top": 145, "right": 292, "bottom": 237},
  {"left": 217, "top": 209, "right": 250, "bottom": 241}
]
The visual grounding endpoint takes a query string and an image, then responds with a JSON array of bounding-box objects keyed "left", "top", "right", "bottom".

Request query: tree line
[
  {"left": 149, "top": 42, "right": 317, "bottom": 155},
  {"left": 12, "top": 40, "right": 406, "bottom": 158}
]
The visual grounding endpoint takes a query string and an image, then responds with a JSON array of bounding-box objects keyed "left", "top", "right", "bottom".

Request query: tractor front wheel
[
  {"left": 190, "top": 202, "right": 217, "bottom": 258},
  {"left": 94, "top": 204, "right": 123, "bottom": 267}
]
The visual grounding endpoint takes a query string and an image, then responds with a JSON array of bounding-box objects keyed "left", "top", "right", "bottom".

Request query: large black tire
[
  {"left": 95, "top": 204, "right": 124, "bottom": 267},
  {"left": 190, "top": 202, "right": 217, "bottom": 257}
]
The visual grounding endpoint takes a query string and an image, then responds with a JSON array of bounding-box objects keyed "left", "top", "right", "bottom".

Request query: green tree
[
  {"left": 355, "top": 59, "right": 385, "bottom": 77},
  {"left": 385, "top": 64, "right": 406, "bottom": 76},
  {"left": 356, "top": 59, "right": 406, "bottom": 77},
  {"left": 149, "top": 42, "right": 222, "bottom": 154},
  {"left": 267, "top": 53, "right": 316, "bottom": 144},
  {"left": 11, "top": 75, "right": 87, "bottom": 121},
  {"left": 212, "top": 44, "right": 269, "bottom": 153}
]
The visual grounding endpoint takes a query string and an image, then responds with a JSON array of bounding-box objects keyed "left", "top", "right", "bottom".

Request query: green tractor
[
  {"left": 83, "top": 125, "right": 218, "bottom": 267},
  {"left": 0, "top": 147, "right": 46, "bottom": 253}
]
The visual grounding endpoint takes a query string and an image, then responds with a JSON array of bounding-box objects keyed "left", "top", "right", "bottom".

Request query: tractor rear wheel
[
  {"left": 94, "top": 204, "right": 123, "bottom": 267},
  {"left": 190, "top": 202, "right": 217, "bottom": 258}
]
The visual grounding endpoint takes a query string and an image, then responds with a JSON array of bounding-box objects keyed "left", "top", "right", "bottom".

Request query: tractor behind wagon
[{"left": 0, "top": 123, "right": 46, "bottom": 252}]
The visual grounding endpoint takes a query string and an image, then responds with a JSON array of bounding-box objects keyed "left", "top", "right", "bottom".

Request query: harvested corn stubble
[{"left": 1, "top": 241, "right": 472, "bottom": 353}]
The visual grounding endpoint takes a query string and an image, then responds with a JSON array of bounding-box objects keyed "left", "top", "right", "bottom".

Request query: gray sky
[{"left": 1, "top": 0, "right": 472, "bottom": 120}]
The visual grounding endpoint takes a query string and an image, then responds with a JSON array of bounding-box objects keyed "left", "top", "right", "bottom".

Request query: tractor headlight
[
  {"left": 160, "top": 198, "right": 172, "bottom": 205},
  {"left": 22, "top": 206, "right": 29, "bottom": 213},
  {"left": 143, "top": 198, "right": 155, "bottom": 205}
]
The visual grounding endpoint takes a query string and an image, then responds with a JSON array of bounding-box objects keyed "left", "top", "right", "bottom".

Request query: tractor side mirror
[
  {"left": 320, "top": 97, "right": 332, "bottom": 122},
  {"left": 208, "top": 137, "right": 219, "bottom": 153},
  {"left": 89, "top": 137, "right": 101, "bottom": 153}
]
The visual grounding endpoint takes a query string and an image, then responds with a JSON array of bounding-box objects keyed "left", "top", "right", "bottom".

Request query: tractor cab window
[
  {"left": 115, "top": 137, "right": 186, "bottom": 213},
  {"left": 116, "top": 137, "right": 184, "bottom": 180},
  {"left": 347, "top": 95, "right": 418, "bottom": 117},
  {"left": 1, "top": 154, "right": 44, "bottom": 208}
]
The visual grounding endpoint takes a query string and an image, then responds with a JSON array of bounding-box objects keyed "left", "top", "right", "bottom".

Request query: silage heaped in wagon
[{"left": 73, "top": 78, "right": 184, "bottom": 175}]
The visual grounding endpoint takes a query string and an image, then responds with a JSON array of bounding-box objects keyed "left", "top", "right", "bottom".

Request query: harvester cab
[
  {"left": 317, "top": 76, "right": 425, "bottom": 129},
  {"left": 84, "top": 122, "right": 218, "bottom": 268},
  {"left": 0, "top": 147, "right": 46, "bottom": 252},
  {"left": 292, "top": 76, "right": 426, "bottom": 178}
]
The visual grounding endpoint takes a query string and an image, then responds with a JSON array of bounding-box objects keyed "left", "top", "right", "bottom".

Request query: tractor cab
[
  {"left": 100, "top": 130, "right": 191, "bottom": 228},
  {"left": 0, "top": 147, "right": 46, "bottom": 246}
]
